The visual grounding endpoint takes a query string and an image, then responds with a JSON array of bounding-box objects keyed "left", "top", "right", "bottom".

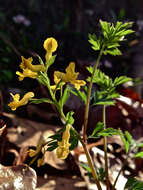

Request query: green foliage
[
  {"left": 38, "top": 73, "right": 49, "bottom": 86},
  {"left": 97, "top": 167, "right": 106, "bottom": 182},
  {"left": 46, "top": 141, "right": 58, "bottom": 151},
  {"left": 80, "top": 162, "right": 93, "bottom": 178},
  {"left": 136, "top": 143, "right": 143, "bottom": 148},
  {"left": 90, "top": 122, "right": 104, "bottom": 138},
  {"left": 113, "top": 76, "right": 132, "bottom": 86},
  {"left": 124, "top": 177, "right": 143, "bottom": 190},
  {"left": 68, "top": 85, "right": 87, "bottom": 104},
  {"left": 46, "top": 129, "right": 63, "bottom": 151},
  {"left": 80, "top": 162, "right": 105, "bottom": 182},
  {"left": 89, "top": 20, "right": 134, "bottom": 56},
  {"left": 49, "top": 133, "right": 62, "bottom": 141},
  {"left": 125, "top": 131, "right": 132, "bottom": 145},
  {"left": 134, "top": 152, "right": 143, "bottom": 158},
  {"left": 134, "top": 141, "right": 143, "bottom": 158},
  {"left": 89, "top": 122, "right": 119, "bottom": 139},
  {"left": 69, "top": 128, "right": 79, "bottom": 150},
  {"left": 87, "top": 67, "right": 132, "bottom": 106},
  {"left": 119, "top": 130, "right": 133, "bottom": 153},
  {"left": 98, "top": 128, "right": 119, "bottom": 137},
  {"left": 92, "top": 90, "right": 119, "bottom": 106}
]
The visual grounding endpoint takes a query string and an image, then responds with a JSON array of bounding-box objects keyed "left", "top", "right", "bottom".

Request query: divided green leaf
[
  {"left": 98, "top": 128, "right": 119, "bottom": 137},
  {"left": 124, "top": 177, "right": 143, "bottom": 190},
  {"left": 89, "top": 124, "right": 119, "bottom": 139},
  {"left": 113, "top": 76, "right": 132, "bottom": 86},
  {"left": 87, "top": 67, "right": 132, "bottom": 106},
  {"left": 89, "top": 20, "right": 134, "bottom": 56},
  {"left": 69, "top": 87, "right": 87, "bottom": 104},
  {"left": 47, "top": 141, "right": 58, "bottom": 151},
  {"left": 134, "top": 152, "right": 143, "bottom": 158},
  {"left": 88, "top": 33, "right": 101, "bottom": 51}
]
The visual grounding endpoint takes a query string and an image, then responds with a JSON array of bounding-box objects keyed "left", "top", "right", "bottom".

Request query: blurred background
[{"left": 0, "top": 0, "right": 143, "bottom": 108}]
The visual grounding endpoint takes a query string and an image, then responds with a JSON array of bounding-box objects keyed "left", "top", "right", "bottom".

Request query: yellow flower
[
  {"left": 16, "top": 69, "right": 38, "bottom": 81},
  {"left": 56, "top": 124, "right": 71, "bottom": 159},
  {"left": 43, "top": 37, "right": 58, "bottom": 62},
  {"left": 53, "top": 62, "right": 86, "bottom": 90},
  {"left": 20, "top": 56, "right": 45, "bottom": 72},
  {"left": 37, "top": 157, "right": 44, "bottom": 167},
  {"left": 8, "top": 92, "right": 34, "bottom": 111}
]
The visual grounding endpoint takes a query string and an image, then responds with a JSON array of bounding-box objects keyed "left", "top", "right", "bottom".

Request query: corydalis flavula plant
[{"left": 8, "top": 20, "right": 143, "bottom": 190}]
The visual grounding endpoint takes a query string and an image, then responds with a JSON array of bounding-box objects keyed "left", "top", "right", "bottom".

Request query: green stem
[
  {"left": 79, "top": 134, "right": 102, "bottom": 190},
  {"left": 103, "top": 105, "right": 110, "bottom": 190},
  {"left": 83, "top": 45, "right": 105, "bottom": 142}
]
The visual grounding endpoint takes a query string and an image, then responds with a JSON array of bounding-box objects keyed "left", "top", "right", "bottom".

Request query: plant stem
[
  {"left": 57, "top": 106, "right": 102, "bottom": 190},
  {"left": 103, "top": 105, "right": 110, "bottom": 190},
  {"left": 73, "top": 128, "right": 102, "bottom": 190},
  {"left": 83, "top": 46, "right": 104, "bottom": 142},
  {"left": 40, "top": 72, "right": 56, "bottom": 101}
]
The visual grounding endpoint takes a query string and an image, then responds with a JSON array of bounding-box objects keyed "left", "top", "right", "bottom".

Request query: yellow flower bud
[
  {"left": 43, "top": 37, "right": 58, "bottom": 53},
  {"left": 56, "top": 124, "right": 71, "bottom": 159},
  {"left": 43, "top": 37, "right": 58, "bottom": 62},
  {"left": 8, "top": 92, "right": 34, "bottom": 111}
]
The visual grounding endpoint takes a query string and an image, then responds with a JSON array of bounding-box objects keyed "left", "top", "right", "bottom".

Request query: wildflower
[
  {"left": 43, "top": 37, "right": 58, "bottom": 62},
  {"left": 20, "top": 56, "right": 45, "bottom": 72},
  {"left": 13, "top": 14, "right": 31, "bottom": 26},
  {"left": 29, "top": 139, "right": 46, "bottom": 167},
  {"left": 16, "top": 69, "right": 38, "bottom": 81},
  {"left": 56, "top": 124, "right": 71, "bottom": 159},
  {"left": 8, "top": 92, "right": 34, "bottom": 111},
  {"left": 52, "top": 62, "right": 86, "bottom": 90}
]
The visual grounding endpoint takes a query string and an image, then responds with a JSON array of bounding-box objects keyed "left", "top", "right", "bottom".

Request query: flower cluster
[
  {"left": 8, "top": 37, "right": 86, "bottom": 162},
  {"left": 16, "top": 56, "right": 45, "bottom": 81}
]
